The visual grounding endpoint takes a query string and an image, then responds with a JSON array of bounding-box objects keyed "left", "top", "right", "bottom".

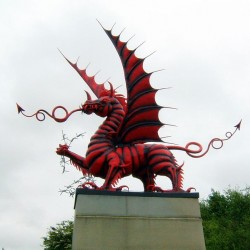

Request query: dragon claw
[
  {"left": 80, "top": 182, "right": 129, "bottom": 192},
  {"left": 81, "top": 182, "right": 98, "bottom": 189},
  {"left": 56, "top": 144, "right": 69, "bottom": 155},
  {"left": 147, "top": 185, "right": 190, "bottom": 193},
  {"left": 186, "top": 187, "right": 196, "bottom": 192},
  {"left": 147, "top": 185, "right": 164, "bottom": 192},
  {"left": 114, "top": 185, "right": 129, "bottom": 191}
]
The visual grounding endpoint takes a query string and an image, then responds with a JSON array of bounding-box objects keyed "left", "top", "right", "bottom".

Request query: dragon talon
[
  {"left": 115, "top": 185, "right": 129, "bottom": 191},
  {"left": 81, "top": 182, "right": 98, "bottom": 190},
  {"left": 186, "top": 187, "right": 196, "bottom": 192}
]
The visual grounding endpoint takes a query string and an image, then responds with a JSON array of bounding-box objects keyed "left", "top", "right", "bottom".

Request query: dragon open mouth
[{"left": 82, "top": 103, "right": 104, "bottom": 114}]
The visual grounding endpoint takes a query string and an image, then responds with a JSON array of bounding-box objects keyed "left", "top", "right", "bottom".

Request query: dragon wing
[
  {"left": 101, "top": 25, "right": 165, "bottom": 144},
  {"left": 59, "top": 50, "right": 109, "bottom": 98}
]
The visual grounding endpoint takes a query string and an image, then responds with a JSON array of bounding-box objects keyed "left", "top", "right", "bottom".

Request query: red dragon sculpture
[{"left": 17, "top": 23, "right": 241, "bottom": 192}]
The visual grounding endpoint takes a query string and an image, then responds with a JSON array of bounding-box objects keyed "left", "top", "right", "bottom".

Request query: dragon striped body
[{"left": 57, "top": 94, "right": 183, "bottom": 191}]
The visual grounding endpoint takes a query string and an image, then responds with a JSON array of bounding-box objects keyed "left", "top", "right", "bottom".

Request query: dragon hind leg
[
  {"left": 101, "top": 168, "right": 129, "bottom": 191},
  {"left": 137, "top": 173, "right": 156, "bottom": 192},
  {"left": 146, "top": 145, "right": 184, "bottom": 192}
]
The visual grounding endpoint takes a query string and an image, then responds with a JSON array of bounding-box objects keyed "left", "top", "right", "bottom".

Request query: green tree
[
  {"left": 200, "top": 187, "right": 250, "bottom": 250},
  {"left": 42, "top": 220, "right": 73, "bottom": 250}
]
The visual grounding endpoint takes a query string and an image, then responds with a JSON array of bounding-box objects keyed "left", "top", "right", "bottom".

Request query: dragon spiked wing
[
  {"left": 59, "top": 50, "right": 126, "bottom": 108},
  {"left": 101, "top": 24, "right": 164, "bottom": 144},
  {"left": 58, "top": 49, "right": 108, "bottom": 98}
]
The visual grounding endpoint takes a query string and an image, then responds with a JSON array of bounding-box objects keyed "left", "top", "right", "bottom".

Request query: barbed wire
[
  {"left": 58, "top": 131, "right": 95, "bottom": 196},
  {"left": 60, "top": 130, "right": 85, "bottom": 173},
  {"left": 59, "top": 176, "right": 94, "bottom": 197}
]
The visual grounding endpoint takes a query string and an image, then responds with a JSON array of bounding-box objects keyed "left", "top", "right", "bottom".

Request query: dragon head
[
  {"left": 82, "top": 95, "right": 113, "bottom": 117},
  {"left": 82, "top": 82, "right": 125, "bottom": 117}
]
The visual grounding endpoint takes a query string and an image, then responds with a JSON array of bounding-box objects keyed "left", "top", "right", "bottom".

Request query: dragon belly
[
  {"left": 86, "top": 144, "right": 111, "bottom": 178},
  {"left": 115, "top": 144, "right": 147, "bottom": 175}
]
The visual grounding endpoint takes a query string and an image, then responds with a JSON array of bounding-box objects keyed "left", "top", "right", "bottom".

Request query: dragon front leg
[
  {"left": 100, "top": 152, "right": 129, "bottom": 191},
  {"left": 56, "top": 144, "right": 89, "bottom": 175}
]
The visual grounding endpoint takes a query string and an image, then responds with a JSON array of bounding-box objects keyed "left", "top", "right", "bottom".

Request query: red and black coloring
[{"left": 17, "top": 23, "right": 241, "bottom": 192}]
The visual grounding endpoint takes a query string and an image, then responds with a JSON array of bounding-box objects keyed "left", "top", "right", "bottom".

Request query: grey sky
[{"left": 1, "top": 0, "right": 250, "bottom": 249}]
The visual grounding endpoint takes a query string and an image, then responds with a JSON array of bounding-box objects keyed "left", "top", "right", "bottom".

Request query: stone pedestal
[{"left": 72, "top": 189, "right": 205, "bottom": 250}]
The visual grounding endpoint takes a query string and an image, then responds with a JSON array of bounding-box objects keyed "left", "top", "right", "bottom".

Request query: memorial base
[{"left": 72, "top": 189, "right": 205, "bottom": 250}]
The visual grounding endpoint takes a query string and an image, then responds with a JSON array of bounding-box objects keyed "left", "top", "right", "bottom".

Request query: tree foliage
[
  {"left": 42, "top": 220, "right": 73, "bottom": 250},
  {"left": 200, "top": 187, "right": 250, "bottom": 250}
]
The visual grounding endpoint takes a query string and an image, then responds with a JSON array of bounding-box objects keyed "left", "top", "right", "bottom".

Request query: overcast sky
[{"left": 1, "top": 0, "right": 250, "bottom": 249}]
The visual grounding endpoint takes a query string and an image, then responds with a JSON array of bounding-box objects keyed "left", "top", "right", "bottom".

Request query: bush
[
  {"left": 42, "top": 220, "right": 73, "bottom": 250},
  {"left": 200, "top": 187, "right": 250, "bottom": 250}
]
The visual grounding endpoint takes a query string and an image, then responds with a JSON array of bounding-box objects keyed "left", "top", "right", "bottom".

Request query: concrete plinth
[{"left": 73, "top": 189, "right": 205, "bottom": 250}]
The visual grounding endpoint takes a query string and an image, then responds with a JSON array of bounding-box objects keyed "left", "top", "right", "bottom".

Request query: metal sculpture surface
[{"left": 17, "top": 24, "right": 240, "bottom": 192}]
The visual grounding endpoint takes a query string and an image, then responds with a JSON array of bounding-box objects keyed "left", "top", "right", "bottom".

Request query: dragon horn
[
  {"left": 108, "top": 81, "right": 114, "bottom": 97},
  {"left": 85, "top": 90, "right": 92, "bottom": 101}
]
